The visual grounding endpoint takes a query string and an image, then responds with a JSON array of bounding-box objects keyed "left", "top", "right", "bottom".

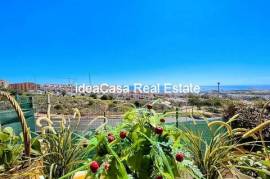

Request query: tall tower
[{"left": 217, "top": 82, "right": 220, "bottom": 97}]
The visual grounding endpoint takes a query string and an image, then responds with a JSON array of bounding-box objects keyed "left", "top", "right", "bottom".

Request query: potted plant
[{"left": 0, "top": 91, "right": 43, "bottom": 178}]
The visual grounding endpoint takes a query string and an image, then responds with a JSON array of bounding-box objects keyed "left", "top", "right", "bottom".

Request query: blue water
[
  {"left": 129, "top": 85, "right": 270, "bottom": 93},
  {"left": 201, "top": 85, "right": 270, "bottom": 92}
]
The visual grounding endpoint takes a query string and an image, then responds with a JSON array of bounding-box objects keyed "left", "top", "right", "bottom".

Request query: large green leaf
[{"left": 0, "top": 132, "right": 10, "bottom": 142}]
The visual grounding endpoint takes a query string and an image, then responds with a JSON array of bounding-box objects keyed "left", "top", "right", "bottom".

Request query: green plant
[
  {"left": 0, "top": 127, "right": 24, "bottom": 172},
  {"left": 0, "top": 127, "right": 42, "bottom": 178},
  {"left": 90, "top": 93, "right": 97, "bottom": 99},
  {"left": 236, "top": 153, "right": 270, "bottom": 178},
  {"left": 188, "top": 95, "right": 203, "bottom": 109},
  {"left": 54, "top": 104, "right": 64, "bottom": 110},
  {"left": 36, "top": 95, "right": 97, "bottom": 178},
  {"left": 38, "top": 123, "right": 94, "bottom": 178},
  {"left": 61, "top": 107, "right": 204, "bottom": 179},
  {"left": 182, "top": 123, "right": 245, "bottom": 178},
  {"left": 223, "top": 102, "right": 238, "bottom": 120},
  {"left": 225, "top": 104, "right": 270, "bottom": 150},
  {"left": 181, "top": 116, "right": 270, "bottom": 179},
  {"left": 61, "top": 90, "right": 67, "bottom": 97},
  {"left": 100, "top": 94, "right": 113, "bottom": 100}
]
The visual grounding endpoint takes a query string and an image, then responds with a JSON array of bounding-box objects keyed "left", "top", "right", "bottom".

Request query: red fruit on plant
[
  {"left": 107, "top": 135, "right": 115, "bottom": 143},
  {"left": 104, "top": 162, "right": 110, "bottom": 171},
  {"left": 176, "top": 153, "right": 185, "bottom": 162},
  {"left": 90, "top": 161, "right": 100, "bottom": 173},
  {"left": 160, "top": 118, "right": 165, "bottom": 123},
  {"left": 146, "top": 104, "right": 153, "bottom": 110},
  {"left": 156, "top": 176, "right": 163, "bottom": 179},
  {"left": 155, "top": 126, "right": 163, "bottom": 135},
  {"left": 120, "top": 131, "right": 127, "bottom": 139}
]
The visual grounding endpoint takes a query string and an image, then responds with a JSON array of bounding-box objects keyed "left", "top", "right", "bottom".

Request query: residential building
[{"left": 9, "top": 82, "right": 39, "bottom": 92}]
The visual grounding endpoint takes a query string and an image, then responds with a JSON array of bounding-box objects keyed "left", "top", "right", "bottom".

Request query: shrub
[
  {"left": 0, "top": 127, "right": 24, "bottom": 172},
  {"left": 231, "top": 105, "right": 270, "bottom": 139},
  {"left": 181, "top": 119, "right": 270, "bottom": 179},
  {"left": 188, "top": 95, "right": 203, "bottom": 109},
  {"left": 181, "top": 127, "right": 233, "bottom": 179},
  {"left": 134, "top": 100, "right": 141, "bottom": 108},
  {"left": 62, "top": 107, "right": 203, "bottom": 179},
  {"left": 205, "top": 97, "right": 222, "bottom": 107},
  {"left": 38, "top": 120, "right": 93, "bottom": 178},
  {"left": 90, "top": 93, "right": 97, "bottom": 99},
  {"left": 100, "top": 94, "right": 109, "bottom": 100},
  {"left": 223, "top": 102, "right": 238, "bottom": 120},
  {"left": 206, "top": 107, "right": 220, "bottom": 114},
  {"left": 61, "top": 90, "right": 67, "bottom": 96},
  {"left": 88, "top": 99, "right": 94, "bottom": 106},
  {"left": 54, "top": 104, "right": 63, "bottom": 110},
  {"left": 108, "top": 102, "right": 117, "bottom": 111},
  {"left": 224, "top": 103, "right": 270, "bottom": 150}
]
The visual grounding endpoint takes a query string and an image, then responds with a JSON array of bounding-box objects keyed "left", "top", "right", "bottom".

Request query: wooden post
[
  {"left": 47, "top": 93, "right": 51, "bottom": 122},
  {"left": 103, "top": 111, "right": 107, "bottom": 130},
  {"left": 176, "top": 107, "right": 179, "bottom": 128}
]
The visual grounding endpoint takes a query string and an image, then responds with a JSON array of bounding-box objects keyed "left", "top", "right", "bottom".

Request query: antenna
[{"left": 217, "top": 82, "right": 220, "bottom": 97}]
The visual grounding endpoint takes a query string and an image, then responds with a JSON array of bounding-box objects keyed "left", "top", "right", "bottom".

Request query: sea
[
  {"left": 128, "top": 84, "right": 270, "bottom": 93},
  {"left": 200, "top": 85, "right": 270, "bottom": 92}
]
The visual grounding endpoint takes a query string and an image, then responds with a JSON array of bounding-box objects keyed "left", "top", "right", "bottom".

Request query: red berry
[
  {"left": 120, "top": 131, "right": 127, "bottom": 139},
  {"left": 104, "top": 162, "right": 110, "bottom": 171},
  {"left": 160, "top": 118, "right": 165, "bottom": 123},
  {"left": 90, "top": 161, "right": 99, "bottom": 173},
  {"left": 176, "top": 153, "right": 185, "bottom": 162},
  {"left": 146, "top": 104, "right": 153, "bottom": 110},
  {"left": 156, "top": 176, "right": 163, "bottom": 179},
  {"left": 155, "top": 126, "right": 163, "bottom": 135},
  {"left": 107, "top": 135, "right": 115, "bottom": 143}
]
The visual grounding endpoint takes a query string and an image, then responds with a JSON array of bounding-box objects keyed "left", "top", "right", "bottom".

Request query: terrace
[{"left": 0, "top": 92, "right": 269, "bottom": 179}]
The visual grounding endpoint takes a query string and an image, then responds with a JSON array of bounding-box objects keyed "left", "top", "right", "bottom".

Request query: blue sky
[{"left": 0, "top": 0, "right": 270, "bottom": 85}]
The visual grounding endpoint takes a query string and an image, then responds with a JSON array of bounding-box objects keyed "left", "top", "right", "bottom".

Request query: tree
[
  {"left": 188, "top": 95, "right": 202, "bottom": 109},
  {"left": 90, "top": 93, "right": 97, "bottom": 99},
  {"left": 134, "top": 101, "right": 141, "bottom": 108},
  {"left": 100, "top": 94, "right": 114, "bottom": 100},
  {"left": 100, "top": 94, "right": 109, "bottom": 100},
  {"left": 61, "top": 90, "right": 67, "bottom": 97}
]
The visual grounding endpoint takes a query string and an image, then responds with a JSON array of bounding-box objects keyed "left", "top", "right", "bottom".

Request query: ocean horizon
[
  {"left": 200, "top": 85, "right": 270, "bottom": 92},
  {"left": 127, "top": 84, "right": 270, "bottom": 93}
]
